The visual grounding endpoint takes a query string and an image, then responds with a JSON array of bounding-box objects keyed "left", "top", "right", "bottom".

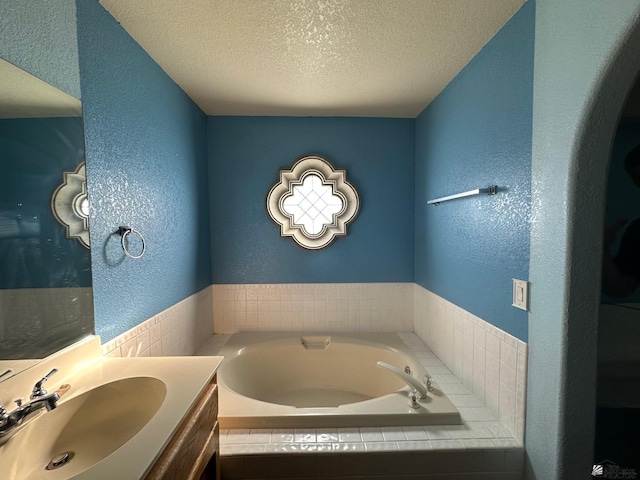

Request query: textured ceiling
[{"left": 100, "top": 0, "right": 525, "bottom": 117}]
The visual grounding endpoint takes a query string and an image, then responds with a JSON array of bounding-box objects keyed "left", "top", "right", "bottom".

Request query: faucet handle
[
  {"left": 423, "top": 374, "right": 434, "bottom": 392},
  {"left": 31, "top": 368, "right": 58, "bottom": 400},
  {"left": 408, "top": 389, "right": 421, "bottom": 409}
]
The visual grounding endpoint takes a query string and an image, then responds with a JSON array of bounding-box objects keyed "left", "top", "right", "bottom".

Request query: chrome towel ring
[{"left": 117, "top": 226, "right": 146, "bottom": 259}]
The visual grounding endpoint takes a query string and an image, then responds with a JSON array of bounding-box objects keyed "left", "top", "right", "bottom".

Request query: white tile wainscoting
[
  {"left": 211, "top": 283, "right": 415, "bottom": 334},
  {"left": 414, "top": 285, "right": 527, "bottom": 442},
  {"left": 100, "top": 286, "right": 213, "bottom": 358},
  {"left": 100, "top": 282, "right": 527, "bottom": 479}
]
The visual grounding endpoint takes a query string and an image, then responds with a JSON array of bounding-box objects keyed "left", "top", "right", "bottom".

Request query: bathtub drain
[{"left": 45, "top": 452, "right": 74, "bottom": 470}]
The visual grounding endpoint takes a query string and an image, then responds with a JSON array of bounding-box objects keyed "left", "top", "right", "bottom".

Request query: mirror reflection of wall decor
[
  {"left": 51, "top": 160, "right": 90, "bottom": 248},
  {"left": 267, "top": 155, "right": 359, "bottom": 250},
  {"left": 595, "top": 84, "right": 640, "bottom": 466},
  {"left": 0, "top": 59, "right": 93, "bottom": 365},
  {"left": 601, "top": 119, "right": 640, "bottom": 305}
]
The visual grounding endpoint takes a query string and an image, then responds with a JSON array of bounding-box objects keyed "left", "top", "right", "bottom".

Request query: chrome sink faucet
[{"left": 0, "top": 368, "right": 60, "bottom": 445}]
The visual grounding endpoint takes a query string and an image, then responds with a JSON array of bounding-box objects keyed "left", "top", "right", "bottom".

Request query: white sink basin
[{"left": 0, "top": 376, "right": 166, "bottom": 480}]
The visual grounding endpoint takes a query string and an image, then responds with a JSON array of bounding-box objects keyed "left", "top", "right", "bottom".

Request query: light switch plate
[{"left": 512, "top": 279, "right": 529, "bottom": 311}]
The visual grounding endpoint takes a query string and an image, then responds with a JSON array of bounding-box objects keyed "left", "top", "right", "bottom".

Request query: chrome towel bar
[{"left": 427, "top": 185, "right": 498, "bottom": 205}]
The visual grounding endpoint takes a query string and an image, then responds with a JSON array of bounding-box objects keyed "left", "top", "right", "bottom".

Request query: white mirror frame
[{"left": 267, "top": 155, "right": 359, "bottom": 250}]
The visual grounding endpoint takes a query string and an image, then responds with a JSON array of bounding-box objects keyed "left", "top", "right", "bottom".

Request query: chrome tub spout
[{"left": 376, "top": 361, "right": 428, "bottom": 399}]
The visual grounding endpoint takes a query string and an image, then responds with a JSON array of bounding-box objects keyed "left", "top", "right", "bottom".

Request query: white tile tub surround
[
  {"left": 202, "top": 332, "right": 525, "bottom": 479},
  {"left": 100, "top": 286, "right": 213, "bottom": 358},
  {"left": 211, "top": 283, "right": 414, "bottom": 334},
  {"left": 101, "top": 281, "right": 527, "bottom": 455},
  {"left": 204, "top": 332, "right": 523, "bottom": 454},
  {"left": 104, "top": 281, "right": 528, "bottom": 479},
  {"left": 414, "top": 284, "right": 528, "bottom": 442}
]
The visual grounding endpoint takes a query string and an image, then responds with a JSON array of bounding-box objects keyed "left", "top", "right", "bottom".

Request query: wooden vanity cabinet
[{"left": 145, "top": 374, "right": 219, "bottom": 480}]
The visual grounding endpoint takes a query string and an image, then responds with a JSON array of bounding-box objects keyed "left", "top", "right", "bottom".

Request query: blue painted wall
[
  {"left": 414, "top": 2, "right": 534, "bottom": 342},
  {"left": 0, "top": 0, "right": 80, "bottom": 99},
  {"left": 77, "top": 1, "right": 211, "bottom": 342},
  {"left": 0, "top": 117, "right": 90, "bottom": 289},
  {"left": 208, "top": 117, "right": 415, "bottom": 284},
  {"left": 73, "top": 0, "right": 531, "bottom": 342}
]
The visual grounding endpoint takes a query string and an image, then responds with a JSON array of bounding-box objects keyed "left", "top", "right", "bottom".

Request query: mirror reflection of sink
[{"left": 0, "top": 376, "right": 166, "bottom": 480}]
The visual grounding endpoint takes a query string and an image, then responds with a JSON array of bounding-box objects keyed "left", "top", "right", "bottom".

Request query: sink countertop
[{"left": 0, "top": 335, "right": 223, "bottom": 480}]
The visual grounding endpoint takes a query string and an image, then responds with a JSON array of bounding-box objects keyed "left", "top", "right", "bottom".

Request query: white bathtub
[{"left": 216, "top": 333, "right": 461, "bottom": 429}]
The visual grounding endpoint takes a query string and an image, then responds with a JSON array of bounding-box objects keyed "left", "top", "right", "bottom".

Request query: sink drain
[{"left": 45, "top": 452, "right": 74, "bottom": 470}]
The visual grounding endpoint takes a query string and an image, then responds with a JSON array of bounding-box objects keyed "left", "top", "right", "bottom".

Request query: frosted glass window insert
[
  {"left": 267, "top": 155, "right": 359, "bottom": 249},
  {"left": 282, "top": 173, "right": 343, "bottom": 235}
]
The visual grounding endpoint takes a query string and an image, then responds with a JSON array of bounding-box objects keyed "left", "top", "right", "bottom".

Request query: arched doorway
[{"left": 527, "top": 5, "right": 640, "bottom": 480}]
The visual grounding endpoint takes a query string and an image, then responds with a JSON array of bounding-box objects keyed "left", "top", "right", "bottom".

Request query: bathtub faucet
[{"left": 376, "top": 361, "right": 428, "bottom": 399}]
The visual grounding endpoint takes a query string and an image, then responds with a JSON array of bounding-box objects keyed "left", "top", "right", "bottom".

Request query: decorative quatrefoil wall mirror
[
  {"left": 51, "top": 160, "right": 90, "bottom": 248},
  {"left": 267, "top": 155, "right": 360, "bottom": 250}
]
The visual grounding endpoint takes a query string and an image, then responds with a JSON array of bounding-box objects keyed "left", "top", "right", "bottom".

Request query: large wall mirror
[
  {"left": 0, "top": 58, "right": 94, "bottom": 371},
  {"left": 595, "top": 73, "right": 640, "bottom": 466},
  {"left": 601, "top": 75, "right": 640, "bottom": 305}
]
